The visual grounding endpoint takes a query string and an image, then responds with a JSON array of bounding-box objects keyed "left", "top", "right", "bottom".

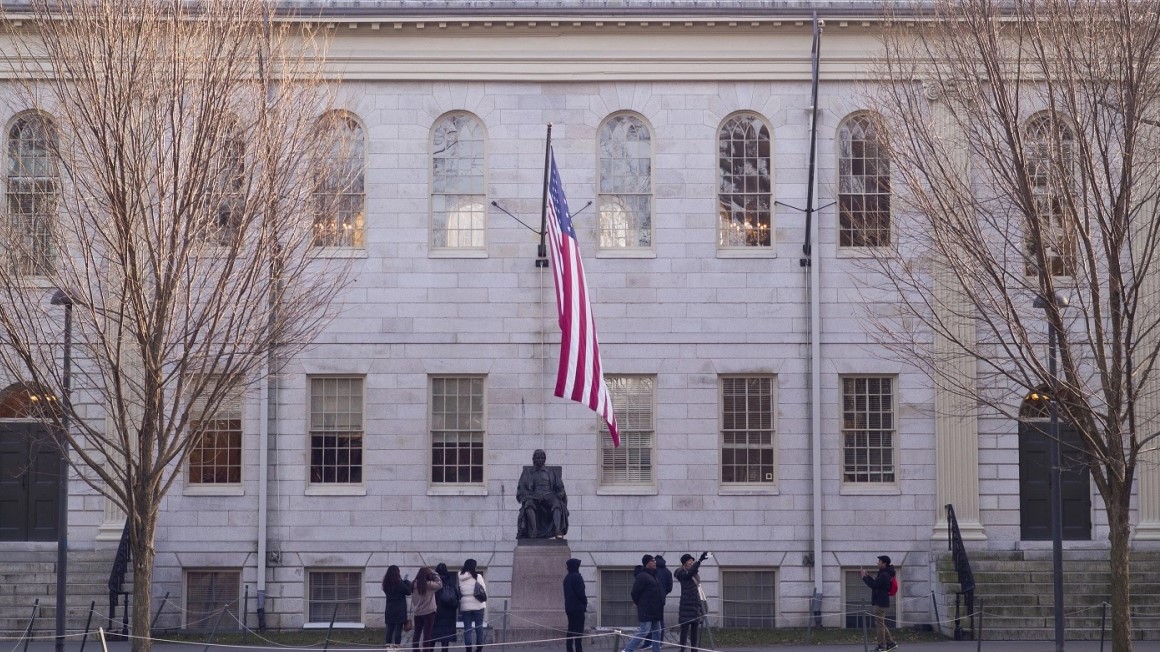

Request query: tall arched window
[
  {"left": 597, "top": 113, "right": 653, "bottom": 250},
  {"left": 7, "top": 113, "right": 58, "bottom": 275},
  {"left": 208, "top": 116, "right": 245, "bottom": 246},
  {"left": 838, "top": 112, "right": 891, "bottom": 247},
  {"left": 311, "top": 111, "right": 365, "bottom": 248},
  {"left": 1024, "top": 114, "right": 1076, "bottom": 277},
  {"left": 717, "top": 113, "right": 772, "bottom": 249},
  {"left": 430, "top": 113, "right": 486, "bottom": 251}
]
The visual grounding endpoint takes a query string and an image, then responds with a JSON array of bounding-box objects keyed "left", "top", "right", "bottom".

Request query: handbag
[
  {"left": 473, "top": 578, "right": 487, "bottom": 602},
  {"left": 695, "top": 577, "right": 708, "bottom": 614}
]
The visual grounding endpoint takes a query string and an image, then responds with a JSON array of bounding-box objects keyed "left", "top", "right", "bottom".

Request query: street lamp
[
  {"left": 1033, "top": 290, "right": 1069, "bottom": 652},
  {"left": 50, "top": 289, "right": 72, "bottom": 652}
]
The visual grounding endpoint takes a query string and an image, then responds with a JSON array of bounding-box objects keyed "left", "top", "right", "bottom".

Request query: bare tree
[
  {"left": 0, "top": 2, "right": 352, "bottom": 650},
  {"left": 862, "top": 2, "right": 1160, "bottom": 650}
]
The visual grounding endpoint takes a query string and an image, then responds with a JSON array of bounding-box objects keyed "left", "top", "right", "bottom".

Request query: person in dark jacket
[
  {"left": 622, "top": 555, "right": 663, "bottom": 652},
  {"left": 653, "top": 556, "right": 674, "bottom": 639},
  {"left": 432, "top": 563, "right": 460, "bottom": 652},
  {"left": 861, "top": 555, "right": 897, "bottom": 652},
  {"left": 383, "top": 565, "right": 413, "bottom": 647},
  {"left": 563, "top": 558, "right": 588, "bottom": 652},
  {"left": 673, "top": 553, "right": 709, "bottom": 652}
]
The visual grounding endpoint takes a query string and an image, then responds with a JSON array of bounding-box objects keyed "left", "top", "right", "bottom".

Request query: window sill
[
  {"left": 427, "top": 485, "right": 488, "bottom": 497},
  {"left": 304, "top": 485, "right": 367, "bottom": 496},
  {"left": 716, "top": 248, "right": 776, "bottom": 259},
  {"left": 304, "top": 622, "right": 364, "bottom": 630},
  {"left": 595, "top": 249, "right": 656, "bottom": 259},
  {"left": 718, "top": 485, "right": 779, "bottom": 496},
  {"left": 183, "top": 485, "right": 245, "bottom": 497},
  {"left": 429, "top": 248, "right": 488, "bottom": 259},
  {"left": 839, "top": 483, "right": 901, "bottom": 496},
  {"left": 836, "top": 246, "right": 894, "bottom": 259},
  {"left": 13, "top": 277, "right": 56, "bottom": 289},
  {"left": 596, "top": 485, "right": 658, "bottom": 496},
  {"left": 310, "top": 247, "right": 368, "bottom": 259}
]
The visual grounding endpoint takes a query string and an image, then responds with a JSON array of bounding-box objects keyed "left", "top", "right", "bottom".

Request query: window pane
[
  {"left": 717, "top": 114, "right": 771, "bottom": 248},
  {"left": 189, "top": 380, "right": 243, "bottom": 485},
  {"left": 1024, "top": 115, "right": 1076, "bottom": 277},
  {"left": 431, "top": 376, "right": 485, "bottom": 484},
  {"left": 841, "top": 377, "right": 895, "bottom": 483},
  {"left": 309, "top": 377, "right": 364, "bottom": 484},
  {"left": 186, "top": 570, "right": 242, "bottom": 631},
  {"left": 432, "top": 114, "right": 486, "bottom": 250},
  {"left": 838, "top": 114, "right": 891, "bottom": 248},
  {"left": 601, "top": 376, "right": 655, "bottom": 485},
  {"left": 598, "top": 114, "right": 653, "bottom": 249},
  {"left": 312, "top": 113, "right": 365, "bottom": 248},
  {"left": 308, "top": 571, "right": 362, "bottom": 624},
  {"left": 599, "top": 569, "right": 636, "bottom": 628},
  {"left": 721, "top": 376, "right": 776, "bottom": 484},
  {"left": 7, "top": 115, "right": 57, "bottom": 275},
  {"left": 722, "top": 569, "right": 776, "bottom": 628}
]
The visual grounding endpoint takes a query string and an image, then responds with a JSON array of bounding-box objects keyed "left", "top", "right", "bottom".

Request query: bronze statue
[{"left": 516, "top": 449, "right": 569, "bottom": 539}]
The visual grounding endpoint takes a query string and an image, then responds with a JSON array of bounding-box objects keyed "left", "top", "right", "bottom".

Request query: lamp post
[
  {"left": 50, "top": 289, "right": 72, "bottom": 652},
  {"left": 1034, "top": 290, "right": 1069, "bottom": 652}
]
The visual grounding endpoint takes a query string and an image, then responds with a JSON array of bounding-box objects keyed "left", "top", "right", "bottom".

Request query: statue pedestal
[{"left": 507, "top": 540, "right": 571, "bottom": 638}]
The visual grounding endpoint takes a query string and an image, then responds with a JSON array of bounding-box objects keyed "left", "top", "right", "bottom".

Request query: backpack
[
  {"left": 437, "top": 580, "right": 459, "bottom": 609},
  {"left": 888, "top": 576, "right": 899, "bottom": 597}
]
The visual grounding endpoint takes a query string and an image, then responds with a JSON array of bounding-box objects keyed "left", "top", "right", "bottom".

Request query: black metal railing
[
  {"left": 107, "top": 520, "right": 131, "bottom": 638},
  {"left": 946, "top": 504, "right": 976, "bottom": 640}
]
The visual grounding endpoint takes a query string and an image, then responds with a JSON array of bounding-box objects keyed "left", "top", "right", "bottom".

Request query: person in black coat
[
  {"left": 623, "top": 556, "right": 663, "bottom": 652},
  {"left": 653, "top": 556, "right": 674, "bottom": 636},
  {"left": 382, "top": 565, "right": 413, "bottom": 647},
  {"left": 861, "top": 555, "right": 897, "bottom": 652},
  {"left": 563, "top": 558, "right": 588, "bottom": 652},
  {"left": 432, "top": 563, "right": 460, "bottom": 652},
  {"left": 674, "top": 553, "right": 709, "bottom": 652}
]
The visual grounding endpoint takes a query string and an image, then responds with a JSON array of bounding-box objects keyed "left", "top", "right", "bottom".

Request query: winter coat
[
  {"left": 459, "top": 571, "right": 488, "bottom": 612},
  {"left": 654, "top": 557, "right": 674, "bottom": 606},
  {"left": 862, "top": 565, "right": 895, "bottom": 609},
  {"left": 630, "top": 566, "right": 665, "bottom": 623},
  {"left": 433, "top": 572, "right": 459, "bottom": 642},
  {"left": 383, "top": 579, "right": 413, "bottom": 625},
  {"left": 673, "top": 561, "right": 704, "bottom": 623},
  {"left": 411, "top": 575, "right": 444, "bottom": 617},
  {"left": 563, "top": 563, "right": 588, "bottom": 614}
]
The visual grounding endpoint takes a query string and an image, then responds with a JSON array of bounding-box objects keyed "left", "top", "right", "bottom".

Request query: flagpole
[{"left": 536, "top": 123, "right": 553, "bottom": 268}]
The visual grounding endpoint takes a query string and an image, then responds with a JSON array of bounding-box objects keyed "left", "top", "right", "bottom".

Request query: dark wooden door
[
  {"left": 0, "top": 422, "right": 60, "bottom": 541},
  {"left": 1019, "top": 421, "right": 1092, "bottom": 541}
]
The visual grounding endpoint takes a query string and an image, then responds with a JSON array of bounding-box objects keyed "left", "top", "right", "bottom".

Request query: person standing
[
  {"left": 411, "top": 566, "right": 443, "bottom": 652},
  {"left": 673, "top": 553, "right": 709, "bottom": 652},
  {"left": 432, "top": 563, "right": 460, "bottom": 652},
  {"left": 622, "top": 555, "right": 663, "bottom": 652},
  {"left": 458, "top": 558, "right": 488, "bottom": 652},
  {"left": 861, "top": 555, "right": 898, "bottom": 652},
  {"left": 563, "top": 558, "right": 588, "bottom": 652},
  {"left": 653, "top": 555, "right": 674, "bottom": 646},
  {"left": 382, "top": 565, "right": 413, "bottom": 648}
]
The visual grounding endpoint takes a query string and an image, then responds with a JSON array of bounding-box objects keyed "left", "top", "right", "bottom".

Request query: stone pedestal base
[{"left": 509, "top": 539, "right": 571, "bottom": 633}]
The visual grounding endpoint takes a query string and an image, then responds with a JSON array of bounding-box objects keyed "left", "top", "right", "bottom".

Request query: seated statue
[{"left": 516, "top": 449, "right": 569, "bottom": 539}]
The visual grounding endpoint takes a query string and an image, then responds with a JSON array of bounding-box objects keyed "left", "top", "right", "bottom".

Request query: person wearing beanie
[
  {"left": 563, "top": 559, "right": 588, "bottom": 652},
  {"left": 861, "top": 555, "right": 898, "bottom": 651},
  {"left": 653, "top": 556, "right": 674, "bottom": 637},
  {"left": 674, "top": 552, "right": 710, "bottom": 652},
  {"left": 623, "top": 556, "right": 663, "bottom": 652}
]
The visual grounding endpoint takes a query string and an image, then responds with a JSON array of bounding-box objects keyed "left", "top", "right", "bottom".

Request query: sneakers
[{"left": 884, "top": 643, "right": 898, "bottom": 651}]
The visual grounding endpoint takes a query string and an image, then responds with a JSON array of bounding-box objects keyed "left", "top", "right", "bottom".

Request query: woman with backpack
[
  {"left": 382, "top": 565, "right": 413, "bottom": 648},
  {"left": 458, "top": 558, "right": 488, "bottom": 652},
  {"left": 410, "top": 566, "right": 443, "bottom": 652},
  {"left": 432, "top": 563, "right": 460, "bottom": 652}
]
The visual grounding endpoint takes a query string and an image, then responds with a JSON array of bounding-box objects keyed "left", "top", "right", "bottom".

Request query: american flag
[{"left": 544, "top": 150, "right": 620, "bottom": 447}]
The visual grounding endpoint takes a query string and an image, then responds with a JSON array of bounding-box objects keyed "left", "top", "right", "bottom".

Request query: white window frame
[
  {"left": 185, "top": 377, "right": 244, "bottom": 492},
  {"left": 839, "top": 375, "right": 899, "bottom": 489},
  {"left": 720, "top": 567, "right": 777, "bottom": 629},
  {"left": 842, "top": 567, "right": 901, "bottom": 630},
  {"left": 306, "top": 375, "right": 365, "bottom": 489},
  {"left": 1023, "top": 112, "right": 1077, "bottom": 277},
  {"left": 305, "top": 568, "right": 365, "bottom": 627},
  {"left": 311, "top": 111, "right": 366, "bottom": 251},
  {"left": 5, "top": 111, "right": 58, "bottom": 277},
  {"left": 837, "top": 111, "right": 892, "bottom": 251},
  {"left": 428, "top": 375, "right": 487, "bottom": 489},
  {"left": 719, "top": 375, "right": 777, "bottom": 490},
  {"left": 716, "top": 111, "right": 774, "bottom": 256},
  {"left": 429, "top": 112, "right": 487, "bottom": 256},
  {"left": 598, "top": 375, "right": 657, "bottom": 493},
  {"left": 184, "top": 568, "right": 242, "bottom": 630},
  {"left": 596, "top": 111, "right": 654, "bottom": 256},
  {"left": 597, "top": 567, "right": 637, "bottom": 629}
]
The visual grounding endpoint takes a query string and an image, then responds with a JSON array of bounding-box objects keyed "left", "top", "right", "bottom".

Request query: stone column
[{"left": 1134, "top": 180, "right": 1160, "bottom": 540}]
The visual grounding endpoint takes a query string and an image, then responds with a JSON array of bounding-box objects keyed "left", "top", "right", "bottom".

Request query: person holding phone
[
  {"left": 861, "top": 555, "right": 898, "bottom": 652},
  {"left": 674, "top": 552, "right": 709, "bottom": 652}
]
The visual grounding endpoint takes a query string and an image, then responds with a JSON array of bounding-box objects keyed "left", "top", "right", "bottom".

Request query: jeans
[
  {"left": 411, "top": 613, "right": 436, "bottom": 652},
  {"left": 461, "top": 608, "right": 486, "bottom": 648},
  {"left": 622, "top": 620, "right": 661, "bottom": 652}
]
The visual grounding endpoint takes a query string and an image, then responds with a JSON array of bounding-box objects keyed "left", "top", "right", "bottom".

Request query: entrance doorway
[
  {"left": 0, "top": 384, "right": 62, "bottom": 541},
  {"left": 1018, "top": 392, "right": 1092, "bottom": 541}
]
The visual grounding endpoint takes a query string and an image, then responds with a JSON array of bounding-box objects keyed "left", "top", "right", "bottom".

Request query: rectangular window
[
  {"left": 309, "top": 376, "right": 364, "bottom": 484},
  {"left": 185, "top": 569, "right": 241, "bottom": 630},
  {"left": 600, "top": 375, "right": 655, "bottom": 486},
  {"left": 307, "top": 570, "right": 363, "bottom": 624},
  {"left": 430, "top": 376, "right": 485, "bottom": 484},
  {"left": 720, "top": 376, "right": 776, "bottom": 485},
  {"left": 841, "top": 376, "right": 896, "bottom": 484},
  {"left": 844, "top": 568, "right": 898, "bottom": 629},
  {"left": 721, "top": 568, "right": 776, "bottom": 628},
  {"left": 598, "top": 568, "right": 636, "bottom": 628},
  {"left": 188, "top": 383, "right": 243, "bottom": 485}
]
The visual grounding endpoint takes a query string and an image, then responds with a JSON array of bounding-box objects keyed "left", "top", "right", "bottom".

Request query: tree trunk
[
  {"left": 130, "top": 509, "right": 158, "bottom": 652},
  {"left": 1107, "top": 492, "right": 1134, "bottom": 652}
]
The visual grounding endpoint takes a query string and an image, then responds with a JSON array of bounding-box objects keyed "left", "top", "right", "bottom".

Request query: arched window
[
  {"left": 0, "top": 382, "right": 58, "bottom": 419},
  {"left": 1024, "top": 114, "right": 1076, "bottom": 277},
  {"left": 597, "top": 113, "right": 652, "bottom": 250},
  {"left": 717, "top": 113, "right": 772, "bottom": 249},
  {"left": 430, "top": 113, "right": 486, "bottom": 251},
  {"left": 208, "top": 117, "right": 245, "bottom": 246},
  {"left": 838, "top": 112, "right": 891, "bottom": 247},
  {"left": 311, "top": 111, "right": 365, "bottom": 248},
  {"left": 6, "top": 113, "right": 58, "bottom": 275}
]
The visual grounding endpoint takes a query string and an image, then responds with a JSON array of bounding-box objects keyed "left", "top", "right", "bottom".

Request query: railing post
[
  {"left": 22, "top": 599, "right": 40, "bottom": 652},
  {"left": 931, "top": 590, "right": 941, "bottom": 637},
  {"left": 1099, "top": 600, "right": 1108, "bottom": 652},
  {"left": 323, "top": 602, "right": 338, "bottom": 651},
  {"left": 80, "top": 600, "right": 96, "bottom": 652},
  {"left": 151, "top": 591, "right": 170, "bottom": 630},
  {"left": 202, "top": 606, "right": 229, "bottom": 652}
]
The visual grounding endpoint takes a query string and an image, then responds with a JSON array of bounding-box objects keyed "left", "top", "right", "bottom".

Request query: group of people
[
  {"left": 617, "top": 552, "right": 711, "bottom": 652},
  {"left": 382, "top": 559, "right": 489, "bottom": 652}
]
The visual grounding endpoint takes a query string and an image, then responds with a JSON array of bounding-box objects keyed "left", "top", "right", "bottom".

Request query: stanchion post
[
  {"left": 323, "top": 602, "right": 338, "bottom": 652},
  {"left": 931, "top": 590, "right": 941, "bottom": 638},
  {"left": 81, "top": 600, "right": 96, "bottom": 652},
  {"left": 501, "top": 599, "right": 509, "bottom": 652},
  {"left": 98, "top": 626, "right": 109, "bottom": 652},
  {"left": 976, "top": 597, "right": 983, "bottom": 652},
  {"left": 23, "top": 599, "right": 40, "bottom": 652},
  {"left": 151, "top": 591, "right": 170, "bottom": 630},
  {"left": 242, "top": 584, "right": 250, "bottom": 643},
  {"left": 203, "top": 605, "right": 229, "bottom": 652},
  {"left": 1099, "top": 601, "right": 1108, "bottom": 652},
  {"left": 861, "top": 600, "right": 869, "bottom": 652}
]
